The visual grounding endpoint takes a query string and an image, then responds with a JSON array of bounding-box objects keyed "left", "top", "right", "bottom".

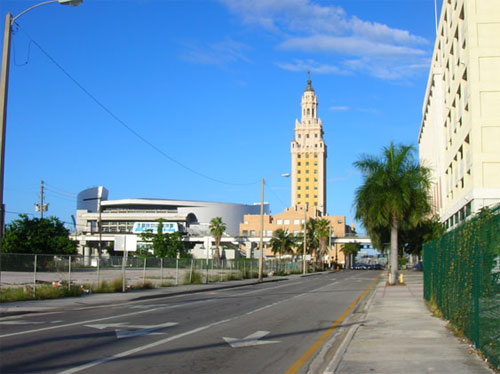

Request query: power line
[
  {"left": 44, "top": 182, "right": 77, "bottom": 197},
  {"left": 14, "top": 24, "right": 259, "bottom": 188}
]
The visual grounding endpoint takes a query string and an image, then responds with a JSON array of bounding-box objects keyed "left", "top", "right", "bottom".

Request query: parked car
[
  {"left": 412, "top": 261, "right": 423, "bottom": 271},
  {"left": 373, "top": 264, "right": 385, "bottom": 270},
  {"left": 352, "top": 263, "right": 364, "bottom": 270}
]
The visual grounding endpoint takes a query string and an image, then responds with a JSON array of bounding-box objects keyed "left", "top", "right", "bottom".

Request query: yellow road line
[{"left": 285, "top": 273, "right": 382, "bottom": 374}]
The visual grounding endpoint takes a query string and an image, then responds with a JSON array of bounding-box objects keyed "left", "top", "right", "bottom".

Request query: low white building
[{"left": 75, "top": 186, "right": 268, "bottom": 258}]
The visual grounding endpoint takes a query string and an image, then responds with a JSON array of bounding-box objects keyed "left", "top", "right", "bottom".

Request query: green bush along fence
[
  {"left": 423, "top": 206, "right": 500, "bottom": 370},
  {"left": 0, "top": 254, "right": 306, "bottom": 294}
]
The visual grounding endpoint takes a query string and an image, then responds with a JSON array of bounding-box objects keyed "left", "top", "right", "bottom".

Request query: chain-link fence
[
  {"left": 423, "top": 205, "right": 500, "bottom": 370},
  {"left": 1, "top": 254, "right": 308, "bottom": 294}
]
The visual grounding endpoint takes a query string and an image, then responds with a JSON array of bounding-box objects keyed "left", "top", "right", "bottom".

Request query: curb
[
  {"left": 0, "top": 277, "right": 290, "bottom": 316},
  {"left": 130, "top": 277, "right": 288, "bottom": 301},
  {"left": 321, "top": 275, "right": 382, "bottom": 374}
]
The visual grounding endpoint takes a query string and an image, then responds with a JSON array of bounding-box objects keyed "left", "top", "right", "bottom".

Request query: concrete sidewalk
[{"left": 328, "top": 271, "right": 494, "bottom": 374}]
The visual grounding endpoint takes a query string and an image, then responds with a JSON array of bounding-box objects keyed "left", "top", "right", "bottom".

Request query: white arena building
[{"left": 75, "top": 186, "right": 268, "bottom": 258}]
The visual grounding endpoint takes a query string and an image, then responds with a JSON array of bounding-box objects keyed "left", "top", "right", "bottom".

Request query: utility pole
[
  {"left": 98, "top": 189, "right": 102, "bottom": 257},
  {"left": 35, "top": 180, "right": 48, "bottom": 218},
  {"left": 258, "top": 178, "right": 265, "bottom": 282}
]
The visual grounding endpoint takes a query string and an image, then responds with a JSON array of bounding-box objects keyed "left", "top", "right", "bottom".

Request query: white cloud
[
  {"left": 220, "top": 0, "right": 430, "bottom": 80},
  {"left": 277, "top": 59, "right": 350, "bottom": 75},
  {"left": 180, "top": 38, "right": 251, "bottom": 67},
  {"left": 329, "top": 106, "right": 350, "bottom": 111}
]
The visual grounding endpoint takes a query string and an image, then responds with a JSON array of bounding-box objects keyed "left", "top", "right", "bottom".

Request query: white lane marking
[
  {"left": 0, "top": 320, "right": 44, "bottom": 325},
  {"left": 85, "top": 321, "right": 178, "bottom": 340},
  {"left": 0, "top": 276, "right": 337, "bottom": 339},
  {"left": 0, "top": 307, "right": 163, "bottom": 339},
  {"left": 85, "top": 322, "right": 177, "bottom": 330},
  {"left": 58, "top": 281, "right": 340, "bottom": 374},
  {"left": 223, "top": 330, "right": 280, "bottom": 348},
  {"left": 115, "top": 330, "right": 165, "bottom": 339}
]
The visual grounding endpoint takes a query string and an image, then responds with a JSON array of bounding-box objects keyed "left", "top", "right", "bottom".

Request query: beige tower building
[
  {"left": 419, "top": 0, "right": 500, "bottom": 229},
  {"left": 291, "top": 75, "right": 327, "bottom": 215}
]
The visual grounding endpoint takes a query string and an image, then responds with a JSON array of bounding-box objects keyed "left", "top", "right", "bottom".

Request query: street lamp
[
  {"left": 258, "top": 173, "right": 289, "bottom": 282},
  {"left": 0, "top": 0, "right": 82, "bottom": 245},
  {"left": 303, "top": 203, "right": 308, "bottom": 274}
]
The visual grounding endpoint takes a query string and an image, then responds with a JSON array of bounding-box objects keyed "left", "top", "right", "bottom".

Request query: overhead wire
[{"left": 13, "top": 23, "right": 259, "bottom": 188}]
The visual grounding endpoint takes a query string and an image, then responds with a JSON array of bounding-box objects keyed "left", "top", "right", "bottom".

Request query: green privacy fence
[{"left": 423, "top": 205, "right": 500, "bottom": 370}]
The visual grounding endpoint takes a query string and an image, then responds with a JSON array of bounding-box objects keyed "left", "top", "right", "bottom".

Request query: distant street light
[
  {"left": 303, "top": 203, "right": 308, "bottom": 274},
  {"left": 0, "top": 0, "right": 82, "bottom": 247},
  {"left": 258, "top": 173, "right": 289, "bottom": 282}
]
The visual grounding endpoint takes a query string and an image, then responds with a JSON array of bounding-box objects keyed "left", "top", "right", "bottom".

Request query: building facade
[
  {"left": 239, "top": 205, "right": 355, "bottom": 265},
  {"left": 418, "top": 0, "right": 500, "bottom": 229},
  {"left": 291, "top": 75, "right": 327, "bottom": 215},
  {"left": 75, "top": 187, "right": 268, "bottom": 256}
]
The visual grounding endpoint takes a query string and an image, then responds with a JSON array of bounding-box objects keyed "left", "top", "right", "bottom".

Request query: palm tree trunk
[{"left": 390, "top": 216, "right": 398, "bottom": 285}]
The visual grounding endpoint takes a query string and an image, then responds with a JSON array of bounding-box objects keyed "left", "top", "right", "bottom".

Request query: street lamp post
[
  {"left": 303, "top": 203, "right": 308, "bottom": 274},
  {"left": 0, "top": 0, "right": 82, "bottom": 246},
  {"left": 258, "top": 173, "right": 289, "bottom": 282}
]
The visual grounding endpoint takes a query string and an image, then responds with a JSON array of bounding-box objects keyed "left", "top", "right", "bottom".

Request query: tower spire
[{"left": 305, "top": 70, "right": 314, "bottom": 92}]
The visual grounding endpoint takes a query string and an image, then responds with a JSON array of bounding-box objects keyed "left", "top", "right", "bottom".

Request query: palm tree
[
  {"left": 294, "top": 218, "right": 318, "bottom": 256},
  {"left": 341, "top": 242, "right": 361, "bottom": 269},
  {"left": 209, "top": 217, "right": 226, "bottom": 264},
  {"left": 269, "top": 228, "right": 295, "bottom": 259},
  {"left": 314, "top": 219, "right": 331, "bottom": 269},
  {"left": 354, "top": 142, "right": 431, "bottom": 284}
]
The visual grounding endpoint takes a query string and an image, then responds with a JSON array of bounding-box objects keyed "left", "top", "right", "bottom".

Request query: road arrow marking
[
  {"left": 223, "top": 331, "right": 280, "bottom": 348},
  {"left": 85, "top": 322, "right": 177, "bottom": 339}
]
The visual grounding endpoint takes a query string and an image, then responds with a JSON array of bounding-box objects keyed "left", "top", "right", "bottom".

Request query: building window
[
  {"left": 314, "top": 162, "right": 317, "bottom": 166},
  {"left": 266, "top": 230, "right": 273, "bottom": 237},
  {"left": 298, "top": 154, "right": 301, "bottom": 158},
  {"left": 306, "top": 170, "right": 309, "bottom": 174},
  {"left": 314, "top": 178, "right": 317, "bottom": 182},
  {"left": 294, "top": 219, "right": 300, "bottom": 225},
  {"left": 298, "top": 170, "right": 301, "bottom": 174},
  {"left": 277, "top": 219, "right": 283, "bottom": 224},
  {"left": 298, "top": 186, "right": 301, "bottom": 190},
  {"left": 314, "top": 202, "right": 318, "bottom": 206},
  {"left": 314, "top": 170, "right": 317, "bottom": 174},
  {"left": 297, "top": 194, "right": 301, "bottom": 198},
  {"left": 314, "top": 186, "right": 317, "bottom": 190},
  {"left": 306, "top": 154, "right": 309, "bottom": 158},
  {"left": 306, "top": 134, "right": 310, "bottom": 138},
  {"left": 315, "top": 134, "right": 318, "bottom": 138},
  {"left": 297, "top": 178, "right": 301, "bottom": 182},
  {"left": 306, "top": 178, "right": 309, "bottom": 182},
  {"left": 306, "top": 194, "right": 309, "bottom": 198},
  {"left": 306, "top": 186, "right": 309, "bottom": 190},
  {"left": 298, "top": 134, "right": 301, "bottom": 138},
  {"left": 250, "top": 230, "right": 256, "bottom": 236},
  {"left": 306, "top": 162, "right": 309, "bottom": 166},
  {"left": 242, "top": 230, "right": 248, "bottom": 236},
  {"left": 314, "top": 153, "right": 317, "bottom": 158},
  {"left": 284, "top": 219, "right": 290, "bottom": 224},
  {"left": 314, "top": 194, "right": 318, "bottom": 198},
  {"left": 298, "top": 162, "right": 301, "bottom": 166}
]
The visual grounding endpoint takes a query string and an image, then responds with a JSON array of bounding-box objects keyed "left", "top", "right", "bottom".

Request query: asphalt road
[{"left": 0, "top": 271, "right": 380, "bottom": 374}]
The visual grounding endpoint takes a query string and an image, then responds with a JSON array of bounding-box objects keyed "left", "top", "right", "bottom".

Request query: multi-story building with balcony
[{"left": 418, "top": 0, "right": 500, "bottom": 229}]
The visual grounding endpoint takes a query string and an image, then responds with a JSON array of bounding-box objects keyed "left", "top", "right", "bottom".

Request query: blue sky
[{"left": 1, "top": 0, "right": 442, "bottom": 231}]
